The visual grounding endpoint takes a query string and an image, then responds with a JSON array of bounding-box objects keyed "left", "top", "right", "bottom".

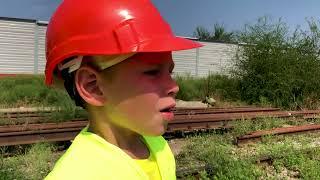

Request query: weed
[
  {"left": 177, "top": 134, "right": 263, "bottom": 179},
  {"left": 174, "top": 73, "right": 240, "bottom": 102},
  {"left": 231, "top": 117, "right": 288, "bottom": 136},
  {"left": 0, "top": 143, "right": 58, "bottom": 180}
]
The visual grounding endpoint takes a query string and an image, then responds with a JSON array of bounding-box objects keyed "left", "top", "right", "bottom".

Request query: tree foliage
[
  {"left": 234, "top": 17, "right": 320, "bottom": 109},
  {"left": 193, "top": 23, "right": 234, "bottom": 43}
]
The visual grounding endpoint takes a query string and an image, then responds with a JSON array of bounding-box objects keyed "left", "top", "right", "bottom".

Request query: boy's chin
[{"left": 142, "top": 128, "right": 166, "bottom": 137}]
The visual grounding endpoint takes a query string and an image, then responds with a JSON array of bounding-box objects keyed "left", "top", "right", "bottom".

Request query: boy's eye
[{"left": 144, "top": 69, "right": 160, "bottom": 76}]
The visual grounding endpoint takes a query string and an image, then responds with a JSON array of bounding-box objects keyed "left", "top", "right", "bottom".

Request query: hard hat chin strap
[
  {"left": 58, "top": 56, "right": 83, "bottom": 73},
  {"left": 57, "top": 53, "right": 135, "bottom": 108}
]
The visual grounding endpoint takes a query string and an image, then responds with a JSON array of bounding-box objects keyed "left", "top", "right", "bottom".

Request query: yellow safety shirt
[
  {"left": 45, "top": 127, "right": 176, "bottom": 180},
  {"left": 135, "top": 151, "right": 162, "bottom": 180}
]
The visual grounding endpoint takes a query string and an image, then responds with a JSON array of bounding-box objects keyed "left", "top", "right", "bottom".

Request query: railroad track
[
  {"left": 0, "top": 120, "right": 87, "bottom": 146},
  {"left": 235, "top": 123, "right": 320, "bottom": 145},
  {"left": 1, "top": 107, "right": 320, "bottom": 146}
]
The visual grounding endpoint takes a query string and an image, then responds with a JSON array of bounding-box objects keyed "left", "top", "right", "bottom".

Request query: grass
[
  {"left": 176, "top": 134, "right": 263, "bottom": 179},
  {"left": 0, "top": 75, "right": 72, "bottom": 108},
  {"left": 0, "top": 143, "right": 59, "bottom": 180},
  {"left": 0, "top": 75, "right": 88, "bottom": 123},
  {"left": 230, "top": 117, "right": 308, "bottom": 137},
  {"left": 177, "top": 135, "right": 320, "bottom": 179},
  {"left": 254, "top": 135, "right": 320, "bottom": 179},
  {"left": 176, "top": 117, "right": 320, "bottom": 179},
  {"left": 174, "top": 73, "right": 241, "bottom": 103}
]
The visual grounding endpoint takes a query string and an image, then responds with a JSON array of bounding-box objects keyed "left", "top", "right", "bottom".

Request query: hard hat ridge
[{"left": 45, "top": 0, "right": 203, "bottom": 85}]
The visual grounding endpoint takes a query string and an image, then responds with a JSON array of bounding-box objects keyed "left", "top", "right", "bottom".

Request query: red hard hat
[{"left": 45, "top": 0, "right": 203, "bottom": 85}]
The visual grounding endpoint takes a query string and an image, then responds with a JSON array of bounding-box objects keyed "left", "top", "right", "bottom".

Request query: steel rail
[{"left": 236, "top": 124, "right": 320, "bottom": 145}]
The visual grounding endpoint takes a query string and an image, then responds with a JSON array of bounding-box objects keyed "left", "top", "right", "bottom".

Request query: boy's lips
[
  {"left": 159, "top": 103, "right": 176, "bottom": 122},
  {"left": 160, "top": 111, "right": 174, "bottom": 122}
]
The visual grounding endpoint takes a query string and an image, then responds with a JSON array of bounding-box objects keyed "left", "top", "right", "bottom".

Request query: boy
[{"left": 45, "top": 0, "right": 202, "bottom": 179}]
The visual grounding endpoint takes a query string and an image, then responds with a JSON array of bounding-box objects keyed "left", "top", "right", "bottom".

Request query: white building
[{"left": 0, "top": 17, "right": 238, "bottom": 76}]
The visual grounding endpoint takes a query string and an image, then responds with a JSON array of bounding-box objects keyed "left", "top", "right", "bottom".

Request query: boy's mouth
[
  {"left": 159, "top": 104, "right": 176, "bottom": 121},
  {"left": 159, "top": 103, "right": 176, "bottom": 112},
  {"left": 160, "top": 107, "right": 174, "bottom": 112}
]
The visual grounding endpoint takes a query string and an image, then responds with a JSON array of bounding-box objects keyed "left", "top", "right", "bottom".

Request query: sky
[{"left": 0, "top": 0, "right": 319, "bottom": 37}]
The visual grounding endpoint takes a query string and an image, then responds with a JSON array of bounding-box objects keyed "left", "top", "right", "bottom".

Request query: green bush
[
  {"left": 174, "top": 74, "right": 206, "bottom": 101},
  {"left": 234, "top": 17, "right": 320, "bottom": 109},
  {"left": 174, "top": 73, "right": 240, "bottom": 102}
]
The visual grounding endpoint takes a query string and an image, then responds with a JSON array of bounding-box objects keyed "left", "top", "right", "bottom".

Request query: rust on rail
[{"left": 236, "top": 124, "right": 320, "bottom": 145}]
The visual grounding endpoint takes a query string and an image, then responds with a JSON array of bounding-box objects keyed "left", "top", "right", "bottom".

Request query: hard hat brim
[
  {"left": 137, "top": 36, "right": 203, "bottom": 52},
  {"left": 45, "top": 37, "right": 203, "bottom": 85}
]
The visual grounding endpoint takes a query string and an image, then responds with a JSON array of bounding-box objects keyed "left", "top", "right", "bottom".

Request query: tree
[
  {"left": 212, "top": 23, "right": 234, "bottom": 42},
  {"left": 193, "top": 23, "right": 234, "bottom": 42},
  {"left": 193, "top": 26, "right": 212, "bottom": 41}
]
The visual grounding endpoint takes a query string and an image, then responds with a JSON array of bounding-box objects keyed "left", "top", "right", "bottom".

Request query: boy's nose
[{"left": 166, "top": 77, "right": 179, "bottom": 97}]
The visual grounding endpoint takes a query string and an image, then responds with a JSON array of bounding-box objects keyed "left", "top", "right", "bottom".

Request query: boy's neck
[{"left": 88, "top": 119, "right": 150, "bottom": 160}]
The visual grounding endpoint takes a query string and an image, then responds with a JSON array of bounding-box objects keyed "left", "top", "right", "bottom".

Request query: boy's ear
[{"left": 75, "top": 66, "right": 106, "bottom": 106}]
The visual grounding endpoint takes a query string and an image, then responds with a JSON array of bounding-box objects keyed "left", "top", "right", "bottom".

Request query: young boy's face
[{"left": 99, "top": 52, "right": 179, "bottom": 136}]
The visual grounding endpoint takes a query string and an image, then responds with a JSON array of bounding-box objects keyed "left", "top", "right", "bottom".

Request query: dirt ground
[
  {"left": 168, "top": 138, "right": 189, "bottom": 156},
  {"left": 175, "top": 99, "right": 208, "bottom": 108}
]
